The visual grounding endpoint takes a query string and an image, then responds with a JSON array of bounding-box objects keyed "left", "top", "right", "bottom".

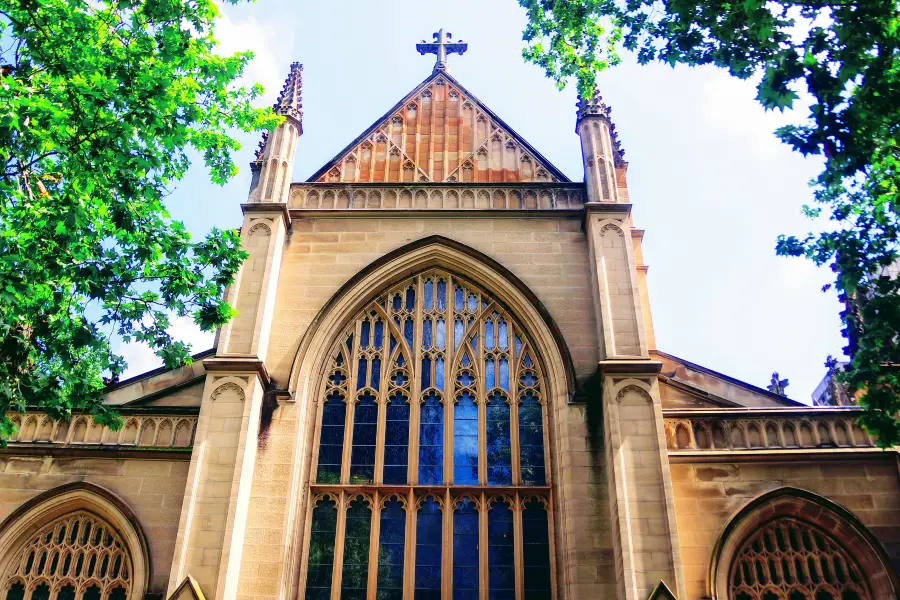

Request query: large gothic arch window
[{"left": 302, "top": 269, "right": 555, "bottom": 599}]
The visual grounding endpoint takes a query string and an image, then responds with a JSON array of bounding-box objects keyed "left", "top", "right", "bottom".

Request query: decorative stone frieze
[
  {"left": 663, "top": 409, "right": 876, "bottom": 451},
  {"left": 6, "top": 412, "right": 197, "bottom": 448},
  {"left": 289, "top": 183, "right": 585, "bottom": 211}
]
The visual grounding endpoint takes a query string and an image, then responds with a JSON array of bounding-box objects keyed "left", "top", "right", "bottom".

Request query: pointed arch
[
  {"left": 708, "top": 486, "right": 898, "bottom": 599},
  {"left": 0, "top": 483, "right": 149, "bottom": 600},
  {"left": 289, "top": 235, "right": 575, "bottom": 398}
]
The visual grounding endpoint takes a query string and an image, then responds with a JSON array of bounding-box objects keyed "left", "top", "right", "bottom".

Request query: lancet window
[
  {"left": 304, "top": 269, "right": 555, "bottom": 599},
  {"left": 729, "top": 517, "right": 871, "bottom": 600},
  {"left": 1, "top": 511, "right": 133, "bottom": 600}
]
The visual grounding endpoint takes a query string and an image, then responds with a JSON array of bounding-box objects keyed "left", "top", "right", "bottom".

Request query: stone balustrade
[
  {"left": 288, "top": 183, "right": 586, "bottom": 211},
  {"left": 663, "top": 409, "right": 877, "bottom": 452},
  {"left": 7, "top": 412, "right": 197, "bottom": 449}
]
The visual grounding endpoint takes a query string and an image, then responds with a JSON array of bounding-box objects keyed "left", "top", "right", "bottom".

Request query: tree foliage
[
  {"left": 519, "top": 0, "right": 900, "bottom": 444},
  {"left": 0, "top": 0, "right": 279, "bottom": 439}
]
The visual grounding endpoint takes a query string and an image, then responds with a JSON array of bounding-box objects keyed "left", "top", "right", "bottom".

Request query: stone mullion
[
  {"left": 366, "top": 492, "right": 381, "bottom": 600},
  {"left": 477, "top": 316, "right": 488, "bottom": 486},
  {"left": 331, "top": 492, "right": 348, "bottom": 600},
  {"left": 513, "top": 493, "right": 524, "bottom": 600},
  {"left": 342, "top": 321, "right": 363, "bottom": 485},
  {"left": 445, "top": 275, "right": 456, "bottom": 485},
  {"left": 509, "top": 323, "right": 521, "bottom": 486},
  {"left": 375, "top": 320, "right": 390, "bottom": 485},
  {"left": 410, "top": 275, "right": 424, "bottom": 485}
]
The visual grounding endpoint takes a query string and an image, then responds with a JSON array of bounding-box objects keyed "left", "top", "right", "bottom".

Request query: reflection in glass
[
  {"left": 383, "top": 394, "right": 410, "bottom": 485},
  {"left": 519, "top": 391, "right": 546, "bottom": 486},
  {"left": 317, "top": 393, "right": 346, "bottom": 484},
  {"left": 523, "top": 499, "right": 552, "bottom": 598},
  {"left": 454, "top": 392, "right": 479, "bottom": 485},
  {"left": 305, "top": 496, "right": 338, "bottom": 600},
  {"left": 486, "top": 392, "right": 512, "bottom": 485},
  {"left": 453, "top": 498, "right": 479, "bottom": 600},
  {"left": 377, "top": 499, "right": 406, "bottom": 600},
  {"left": 488, "top": 499, "right": 515, "bottom": 600},
  {"left": 350, "top": 393, "right": 378, "bottom": 484},
  {"left": 415, "top": 497, "right": 442, "bottom": 600},
  {"left": 419, "top": 392, "right": 444, "bottom": 485},
  {"left": 341, "top": 497, "right": 372, "bottom": 600}
]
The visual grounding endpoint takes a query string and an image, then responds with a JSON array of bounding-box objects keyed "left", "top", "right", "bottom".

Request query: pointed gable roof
[{"left": 308, "top": 70, "right": 569, "bottom": 183}]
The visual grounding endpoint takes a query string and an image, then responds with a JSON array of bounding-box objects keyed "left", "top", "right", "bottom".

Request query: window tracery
[
  {"left": 1, "top": 511, "right": 132, "bottom": 600},
  {"left": 729, "top": 517, "right": 871, "bottom": 600},
  {"left": 303, "top": 269, "right": 554, "bottom": 599}
]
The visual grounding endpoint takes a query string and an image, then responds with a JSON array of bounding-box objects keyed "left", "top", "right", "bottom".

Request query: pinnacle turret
[
  {"left": 576, "top": 91, "right": 626, "bottom": 167},
  {"left": 274, "top": 62, "right": 303, "bottom": 127}
]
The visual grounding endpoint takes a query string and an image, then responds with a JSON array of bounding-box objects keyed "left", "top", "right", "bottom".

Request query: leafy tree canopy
[
  {"left": 519, "top": 0, "right": 900, "bottom": 444},
  {"left": 0, "top": 0, "right": 279, "bottom": 439}
]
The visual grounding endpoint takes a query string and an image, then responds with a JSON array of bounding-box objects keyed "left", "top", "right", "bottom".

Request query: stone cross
[{"left": 416, "top": 29, "right": 468, "bottom": 72}]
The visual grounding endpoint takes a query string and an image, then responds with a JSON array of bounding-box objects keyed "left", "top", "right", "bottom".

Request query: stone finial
[
  {"left": 576, "top": 91, "right": 611, "bottom": 122},
  {"left": 274, "top": 62, "right": 303, "bottom": 124},
  {"left": 577, "top": 91, "right": 627, "bottom": 166},
  {"left": 767, "top": 372, "right": 790, "bottom": 397}
]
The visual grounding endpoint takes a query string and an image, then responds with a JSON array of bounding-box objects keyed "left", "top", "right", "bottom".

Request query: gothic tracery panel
[
  {"left": 729, "top": 517, "right": 871, "bottom": 600},
  {"left": 1, "top": 511, "right": 133, "bottom": 600},
  {"left": 303, "top": 269, "right": 554, "bottom": 599}
]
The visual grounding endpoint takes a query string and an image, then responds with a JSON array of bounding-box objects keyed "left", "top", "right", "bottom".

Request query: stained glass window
[{"left": 306, "top": 270, "right": 554, "bottom": 598}]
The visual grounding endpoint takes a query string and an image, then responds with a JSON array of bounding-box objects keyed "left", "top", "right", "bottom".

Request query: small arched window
[
  {"left": 303, "top": 269, "right": 555, "bottom": 598},
  {"left": 0, "top": 511, "right": 133, "bottom": 600},
  {"left": 729, "top": 517, "right": 872, "bottom": 600}
]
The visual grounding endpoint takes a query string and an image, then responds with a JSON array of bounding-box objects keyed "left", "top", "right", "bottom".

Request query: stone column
[{"left": 579, "top": 94, "right": 685, "bottom": 598}]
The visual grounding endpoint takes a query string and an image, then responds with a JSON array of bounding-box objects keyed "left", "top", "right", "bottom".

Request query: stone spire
[
  {"left": 576, "top": 90, "right": 625, "bottom": 166},
  {"left": 274, "top": 62, "right": 303, "bottom": 128},
  {"left": 249, "top": 61, "right": 303, "bottom": 203}
]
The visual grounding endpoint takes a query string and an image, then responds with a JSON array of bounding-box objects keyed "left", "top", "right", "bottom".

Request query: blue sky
[{"left": 120, "top": 0, "right": 845, "bottom": 402}]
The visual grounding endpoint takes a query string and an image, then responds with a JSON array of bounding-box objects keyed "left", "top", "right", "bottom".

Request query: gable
[
  {"left": 653, "top": 350, "right": 805, "bottom": 409},
  {"left": 308, "top": 71, "right": 569, "bottom": 184}
]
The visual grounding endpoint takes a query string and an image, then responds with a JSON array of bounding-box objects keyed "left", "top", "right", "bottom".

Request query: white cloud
[
  {"left": 701, "top": 71, "right": 798, "bottom": 159},
  {"left": 117, "top": 316, "right": 215, "bottom": 379},
  {"left": 213, "top": 9, "right": 295, "bottom": 104}
]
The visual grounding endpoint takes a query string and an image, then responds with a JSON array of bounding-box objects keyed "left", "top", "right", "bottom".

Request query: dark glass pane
[
  {"left": 488, "top": 500, "right": 515, "bottom": 600},
  {"left": 437, "top": 279, "right": 447, "bottom": 311},
  {"left": 421, "top": 357, "right": 431, "bottom": 391},
  {"left": 523, "top": 499, "right": 552, "bottom": 598},
  {"left": 374, "top": 320, "right": 384, "bottom": 349},
  {"left": 404, "top": 318, "right": 415, "bottom": 349},
  {"left": 518, "top": 391, "right": 546, "bottom": 486},
  {"left": 4, "top": 583, "right": 24, "bottom": 600},
  {"left": 455, "top": 286, "right": 464, "bottom": 311},
  {"left": 454, "top": 318, "right": 464, "bottom": 350},
  {"left": 317, "top": 394, "right": 346, "bottom": 484},
  {"left": 424, "top": 279, "right": 434, "bottom": 311},
  {"left": 341, "top": 497, "right": 372, "bottom": 600},
  {"left": 383, "top": 396, "right": 410, "bottom": 485},
  {"left": 435, "top": 357, "right": 444, "bottom": 391},
  {"left": 108, "top": 587, "right": 126, "bottom": 600},
  {"left": 371, "top": 359, "right": 381, "bottom": 391},
  {"left": 454, "top": 392, "right": 479, "bottom": 485},
  {"left": 419, "top": 392, "right": 444, "bottom": 485},
  {"left": 350, "top": 393, "right": 378, "bottom": 484},
  {"left": 453, "top": 498, "right": 479, "bottom": 600},
  {"left": 305, "top": 497, "right": 339, "bottom": 600},
  {"left": 82, "top": 586, "right": 100, "bottom": 600},
  {"left": 436, "top": 319, "right": 445, "bottom": 351},
  {"left": 406, "top": 287, "right": 416, "bottom": 311},
  {"left": 415, "top": 497, "right": 442, "bottom": 599},
  {"left": 497, "top": 319, "right": 508, "bottom": 350},
  {"left": 361, "top": 320, "right": 371, "bottom": 349},
  {"left": 423, "top": 319, "right": 433, "bottom": 348},
  {"left": 377, "top": 499, "right": 406, "bottom": 600},
  {"left": 485, "top": 319, "right": 495, "bottom": 350},
  {"left": 357, "top": 358, "right": 368, "bottom": 390},
  {"left": 499, "top": 359, "right": 509, "bottom": 391},
  {"left": 486, "top": 393, "right": 512, "bottom": 485}
]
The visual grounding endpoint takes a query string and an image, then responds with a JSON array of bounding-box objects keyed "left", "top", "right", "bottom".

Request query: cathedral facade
[{"left": 0, "top": 38, "right": 897, "bottom": 600}]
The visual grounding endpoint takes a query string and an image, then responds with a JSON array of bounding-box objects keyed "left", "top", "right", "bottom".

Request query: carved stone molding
[
  {"left": 7, "top": 412, "right": 198, "bottom": 449},
  {"left": 289, "top": 184, "right": 585, "bottom": 211}
]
